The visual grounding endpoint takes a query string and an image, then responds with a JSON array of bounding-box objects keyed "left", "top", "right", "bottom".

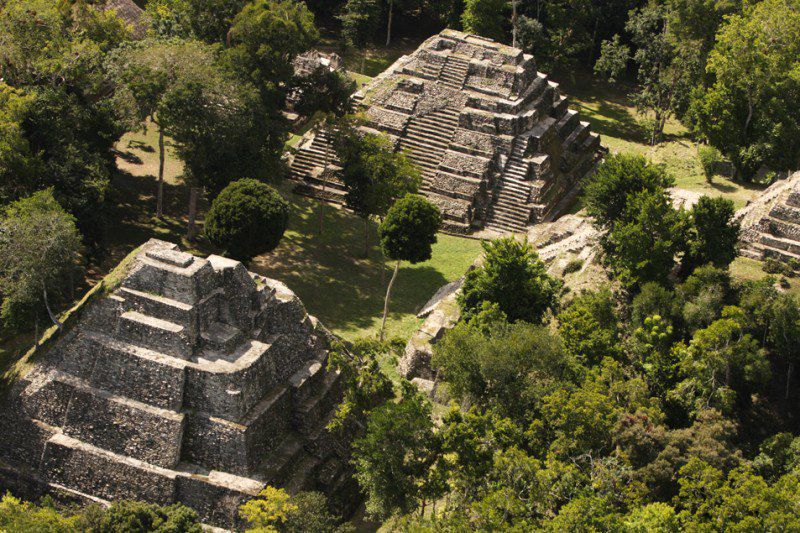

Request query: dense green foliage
[
  {"left": 586, "top": 153, "right": 740, "bottom": 288},
  {"left": 239, "top": 487, "right": 346, "bottom": 532},
  {"left": 378, "top": 195, "right": 441, "bottom": 264},
  {"left": 584, "top": 153, "right": 675, "bottom": 229},
  {"left": 689, "top": 0, "right": 800, "bottom": 179},
  {"left": 0, "top": 495, "right": 201, "bottom": 532},
  {"left": 0, "top": 190, "right": 83, "bottom": 334},
  {"left": 335, "top": 122, "right": 421, "bottom": 255},
  {"left": 204, "top": 179, "right": 289, "bottom": 262},
  {"left": 458, "top": 238, "right": 561, "bottom": 323},
  {"left": 461, "top": 0, "right": 507, "bottom": 41},
  {"left": 0, "top": 0, "right": 131, "bottom": 240}
]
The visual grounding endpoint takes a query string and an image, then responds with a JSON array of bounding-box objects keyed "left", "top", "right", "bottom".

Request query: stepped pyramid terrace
[
  {"left": 290, "top": 29, "right": 602, "bottom": 234},
  {"left": 0, "top": 240, "right": 358, "bottom": 528},
  {"left": 737, "top": 170, "right": 800, "bottom": 265}
]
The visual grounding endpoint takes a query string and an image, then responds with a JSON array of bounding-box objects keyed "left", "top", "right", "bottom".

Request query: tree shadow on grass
[
  {"left": 250, "top": 189, "right": 448, "bottom": 337},
  {"left": 99, "top": 170, "right": 215, "bottom": 274}
]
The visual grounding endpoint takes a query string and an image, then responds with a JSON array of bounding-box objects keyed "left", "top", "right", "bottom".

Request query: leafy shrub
[
  {"left": 459, "top": 237, "right": 561, "bottom": 324},
  {"left": 763, "top": 258, "right": 794, "bottom": 277},
  {"left": 205, "top": 179, "right": 289, "bottom": 262},
  {"left": 563, "top": 259, "right": 584, "bottom": 275},
  {"left": 698, "top": 145, "right": 724, "bottom": 182}
]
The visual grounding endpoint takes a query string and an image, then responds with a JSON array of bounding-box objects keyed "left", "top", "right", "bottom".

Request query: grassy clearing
[
  {"left": 557, "top": 71, "right": 765, "bottom": 210},
  {"left": 730, "top": 257, "right": 800, "bottom": 296},
  {"left": 250, "top": 183, "right": 482, "bottom": 341}
]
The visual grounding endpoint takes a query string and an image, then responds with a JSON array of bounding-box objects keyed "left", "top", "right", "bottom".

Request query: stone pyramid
[
  {"left": 737, "top": 170, "right": 800, "bottom": 264},
  {"left": 290, "top": 29, "right": 602, "bottom": 234},
  {"left": 0, "top": 240, "right": 357, "bottom": 528}
]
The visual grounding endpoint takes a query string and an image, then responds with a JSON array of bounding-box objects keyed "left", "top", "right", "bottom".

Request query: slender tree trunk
[
  {"left": 318, "top": 124, "right": 329, "bottom": 236},
  {"left": 386, "top": 0, "right": 394, "bottom": 46},
  {"left": 512, "top": 0, "right": 517, "bottom": 48},
  {"left": 43, "top": 284, "right": 62, "bottom": 331},
  {"left": 786, "top": 362, "right": 793, "bottom": 401},
  {"left": 363, "top": 217, "right": 369, "bottom": 258},
  {"left": 380, "top": 260, "right": 400, "bottom": 342},
  {"left": 362, "top": 47, "right": 367, "bottom": 74},
  {"left": 187, "top": 186, "right": 199, "bottom": 241},
  {"left": 157, "top": 125, "right": 165, "bottom": 219}
]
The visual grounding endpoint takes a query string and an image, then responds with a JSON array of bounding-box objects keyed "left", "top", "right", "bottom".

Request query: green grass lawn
[
  {"left": 557, "top": 71, "right": 765, "bottom": 210},
  {"left": 250, "top": 185, "right": 482, "bottom": 341}
]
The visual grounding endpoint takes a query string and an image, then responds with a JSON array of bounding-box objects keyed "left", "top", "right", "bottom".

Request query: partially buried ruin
[
  {"left": 290, "top": 29, "right": 601, "bottom": 234},
  {"left": 0, "top": 240, "right": 357, "bottom": 528},
  {"left": 737, "top": 170, "right": 800, "bottom": 265}
]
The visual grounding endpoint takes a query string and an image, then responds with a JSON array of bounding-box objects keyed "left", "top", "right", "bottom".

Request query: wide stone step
[
  {"left": 288, "top": 356, "right": 327, "bottom": 404},
  {"left": 293, "top": 371, "right": 342, "bottom": 437},
  {"left": 770, "top": 203, "right": 800, "bottom": 226},
  {"left": 488, "top": 206, "right": 530, "bottom": 223},
  {"left": 762, "top": 243, "right": 800, "bottom": 263},
  {"left": 117, "top": 311, "right": 194, "bottom": 359},
  {"left": 564, "top": 121, "right": 591, "bottom": 149},
  {"left": 56, "top": 373, "right": 185, "bottom": 469},
  {"left": 557, "top": 109, "right": 579, "bottom": 140},
  {"left": 257, "top": 433, "right": 305, "bottom": 485},
  {"left": 41, "top": 433, "right": 178, "bottom": 506},
  {"left": 760, "top": 234, "right": 800, "bottom": 256},
  {"left": 762, "top": 217, "right": 800, "bottom": 241},
  {"left": 118, "top": 287, "right": 196, "bottom": 328},
  {"left": 406, "top": 127, "right": 453, "bottom": 144},
  {"left": 60, "top": 331, "right": 188, "bottom": 411}
]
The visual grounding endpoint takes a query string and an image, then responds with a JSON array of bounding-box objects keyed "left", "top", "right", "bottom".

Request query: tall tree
[
  {"left": 605, "top": 190, "right": 689, "bottom": 288},
  {"left": 340, "top": 0, "right": 381, "bottom": 74},
  {"left": 596, "top": 2, "right": 697, "bottom": 145},
  {"left": 158, "top": 68, "right": 274, "bottom": 240},
  {"left": 768, "top": 294, "right": 800, "bottom": 400},
  {"left": 689, "top": 0, "right": 800, "bottom": 179},
  {"left": 204, "top": 179, "right": 289, "bottom": 262},
  {"left": 377, "top": 194, "right": 442, "bottom": 341},
  {"left": 0, "top": 0, "right": 133, "bottom": 241},
  {"left": 110, "top": 38, "right": 219, "bottom": 218},
  {"left": 461, "top": 0, "right": 507, "bottom": 41},
  {"left": 685, "top": 196, "right": 739, "bottom": 270},
  {"left": 334, "top": 123, "right": 421, "bottom": 256},
  {"left": 458, "top": 237, "right": 561, "bottom": 324},
  {"left": 584, "top": 153, "right": 674, "bottom": 230},
  {"left": 0, "top": 190, "right": 83, "bottom": 337},
  {"left": 353, "top": 383, "right": 445, "bottom": 519}
]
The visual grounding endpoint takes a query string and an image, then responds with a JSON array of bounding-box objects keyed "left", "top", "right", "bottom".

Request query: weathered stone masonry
[
  {"left": 0, "top": 240, "right": 357, "bottom": 528},
  {"left": 290, "top": 29, "right": 602, "bottom": 234}
]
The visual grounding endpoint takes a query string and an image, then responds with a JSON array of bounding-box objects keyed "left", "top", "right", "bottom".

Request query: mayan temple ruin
[
  {"left": 290, "top": 29, "right": 601, "bottom": 234},
  {"left": 737, "top": 170, "right": 800, "bottom": 265},
  {"left": 0, "top": 240, "right": 357, "bottom": 528}
]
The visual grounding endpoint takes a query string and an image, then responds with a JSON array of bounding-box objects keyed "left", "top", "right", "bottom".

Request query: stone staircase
[
  {"left": 287, "top": 30, "right": 602, "bottom": 236},
  {"left": 439, "top": 55, "right": 470, "bottom": 89},
  {"left": 400, "top": 106, "right": 460, "bottom": 185},
  {"left": 743, "top": 195, "right": 800, "bottom": 263},
  {"left": 485, "top": 140, "right": 533, "bottom": 233},
  {"left": 290, "top": 129, "right": 347, "bottom": 204}
]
